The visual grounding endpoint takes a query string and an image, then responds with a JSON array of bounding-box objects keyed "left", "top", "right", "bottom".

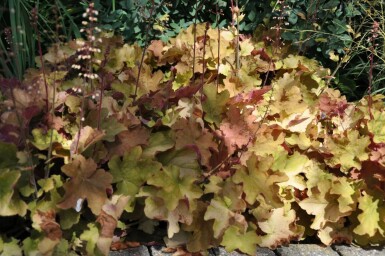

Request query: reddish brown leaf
[
  {"left": 57, "top": 155, "right": 113, "bottom": 215},
  {"left": 147, "top": 40, "right": 164, "bottom": 58},
  {"left": 218, "top": 106, "right": 252, "bottom": 155},
  {"left": 70, "top": 126, "right": 105, "bottom": 155},
  {"left": 107, "top": 127, "right": 150, "bottom": 157},
  {"left": 172, "top": 118, "right": 217, "bottom": 166},
  {"left": 33, "top": 210, "right": 62, "bottom": 241},
  {"left": 318, "top": 89, "right": 348, "bottom": 117}
]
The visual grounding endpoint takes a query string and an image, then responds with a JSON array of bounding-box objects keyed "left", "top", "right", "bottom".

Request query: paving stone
[
  {"left": 255, "top": 247, "right": 277, "bottom": 256},
  {"left": 150, "top": 245, "right": 217, "bottom": 255},
  {"left": 333, "top": 245, "right": 385, "bottom": 256},
  {"left": 109, "top": 246, "right": 150, "bottom": 256},
  {"left": 276, "top": 244, "right": 338, "bottom": 256},
  {"left": 149, "top": 246, "right": 173, "bottom": 256},
  {"left": 216, "top": 247, "right": 276, "bottom": 256}
]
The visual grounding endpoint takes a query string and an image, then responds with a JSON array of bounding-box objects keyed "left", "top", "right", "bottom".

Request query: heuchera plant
[{"left": 1, "top": 18, "right": 385, "bottom": 255}]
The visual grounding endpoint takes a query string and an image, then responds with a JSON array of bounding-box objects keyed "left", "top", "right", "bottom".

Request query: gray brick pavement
[
  {"left": 276, "top": 244, "right": 338, "bottom": 256},
  {"left": 333, "top": 245, "right": 385, "bottom": 256},
  {"left": 110, "top": 244, "right": 385, "bottom": 256}
]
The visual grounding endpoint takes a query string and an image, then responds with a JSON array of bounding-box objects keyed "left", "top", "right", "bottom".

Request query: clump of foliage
[{"left": 1, "top": 15, "right": 385, "bottom": 255}]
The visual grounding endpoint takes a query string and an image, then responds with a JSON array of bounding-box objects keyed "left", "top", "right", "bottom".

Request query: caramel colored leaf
[
  {"left": 258, "top": 208, "right": 304, "bottom": 249},
  {"left": 107, "top": 127, "right": 150, "bottom": 157},
  {"left": 318, "top": 219, "right": 353, "bottom": 246},
  {"left": 32, "top": 210, "right": 62, "bottom": 241},
  {"left": 298, "top": 180, "right": 347, "bottom": 230},
  {"left": 270, "top": 72, "right": 308, "bottom": 116},
  {"left": 204, "top": 196, "right": 247, "bottom": 238},
  {"left": 142, "top": 196, "right": 194, "bottom": 238},
  {"left": 219, "top": 107, "right": 251, "bottom": 155},
  {"left": 70, "top": 126, "right": 105, "bottom": 155},
  {"left": 173, "top": 118, "right": 217, "bottom": 166},
  {"left": 184, "top": 202, "right": 219, "bottom": 252},
  {"left": 96, "top": 195, "right": 130, "bottom": 255},
  {"left": 57, "top": 155, "right": 112, "bottom": 215}
]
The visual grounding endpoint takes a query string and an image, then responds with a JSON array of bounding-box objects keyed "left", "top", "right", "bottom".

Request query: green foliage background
[{"left": 2, "top": 0, "right": 384, "bottom": 99}]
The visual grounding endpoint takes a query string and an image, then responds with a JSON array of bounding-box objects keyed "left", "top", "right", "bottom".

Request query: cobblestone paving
[{"left": 109, "top": 244, "right": 385, "bottom": 256}]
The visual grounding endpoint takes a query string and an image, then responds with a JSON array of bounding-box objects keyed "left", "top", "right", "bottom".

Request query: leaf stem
[
  {"left": 32, "top": 6, "right": 49, "bottom": 114},
  {"left": 216, "top": 2, "right": 220, "bottom": 91}
]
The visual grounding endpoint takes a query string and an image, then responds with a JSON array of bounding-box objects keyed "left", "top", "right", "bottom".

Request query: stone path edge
[{"left": 109, "top": 244, "right": 385, "bottom": 256}]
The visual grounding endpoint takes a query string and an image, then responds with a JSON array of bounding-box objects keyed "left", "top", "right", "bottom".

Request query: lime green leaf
[
  {"left": 111, "top": 81, "right": 132, "bottom": 100},
  {"left": 353, "top": 192, "right": 383, "bottom": 237},
  {"left": 202, "top": 85, "right": 229, "bottom": 126},
  {"left": 22, "top": 237, "right": 39, "bottom": 256},
  {"left": 221, "top": 225, "right": 260, "bottom": 255},
  {"left": 31, "top": 128, "right": 65, "bottom": 151},
  {"left": 146, "top": 165, "right": 202, "bottom": 211},
  {"left": 285, "top": 133, "right": 312, "bottom": 150},
  {"left": 86, "top": 109, "right": 126, "bottom": 142},
  {"left": 270, "top": 72, "right": 308, "bottom": 116},
  {"left": 1, "top": 238, "right": 22, "bottom": 256},
  {"left": 368, "top": 110, "right": 385, "bottom": 143},
  {"left": 109, "top": 146, "right": 161, "bottom": 211},
  {"left": 278, "top": 109, "right": 316, "bottom": 133},
  {"left": 172, "top": 70, "right": 193, "bottom": 90},
  {"left": 283, "top": 54, "right": 319, "bottom": 71},
  {"left": 142, "top": 131, "right": 175, "bottom": 157},
  {"left": 157, "top": 147, "right": 200, "bottom": 177},
  {"left": 65, "top": 95, "right": 81, "bottom": 113},
  {"left": 233, "top": 154, "right": 287, "bottom": 206},
  {"left": 0, "top": 142, "right": 18, "bottom": 169},
  {"left": 59, "top": 209, "right": 81, "bottom": 230},
  {"left": 324, "top": 130, "right": 370, "bottom": 173},
  {"left": 0, "top": 170, "right": 27, "bottom": 216},
  {"left": 271, "top": 152, "right": 309, "bottom": 190},
  {"left": 240, "top": 39, "right": 254, "bottom": 57},
  {"left": 79, "top": 223, "right": 104, "bottom": 256},
  {"left": 330, "top": 177, "right": 357, "bottom": 213},
  {"left": 52, "top": 239, "right": 78, "bottom": 256},
  {"left": 37, "top": 175, "right": 63, "bottom": 193},
  {"left": 204, "top": 196, "right": 246, "bottom": 238}
]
